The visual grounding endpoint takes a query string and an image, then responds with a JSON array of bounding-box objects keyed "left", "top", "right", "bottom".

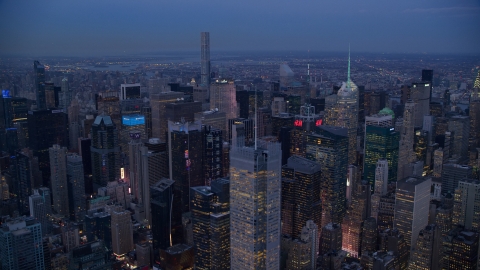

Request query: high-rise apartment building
[
  {"left": 0, "top": 216, "right": 45, "bottom": 270},
  {"left": 91, "top": 115, "right": 121, "bottom": 187},
  {"left": 190, "top": 178, "right": 230, "bottom": 270},
  {"left": 111, "top": 207, "right": 133, "bottom": 256},
  {"left": 394, "top": 176, "right": 431, "bottom": 251},
  {"left": 201, "top": 32, "right": 210, "bottom": 87},
  {"left": 66, "top": 154, "right": 86, "bottom": 222},
  {"left": 364, "top": 114, "right": 399, "bottom": 188},
  {"left": 34, "top": 60, "right": 46, "bottom": 110},
  {"left": 230, "top": 140, "right": 282, "bottom": 269},
  {"left": 397, "top": 100, "right": 416, "bottom": 180},
  {"left": 281, "top": 156, "right": 321, "bottom": 240},
  {"left": 49, "top": 144, "right": 69, "bottom": 216},
  {"left": 305, "top": 125, "right": 348, "bottom": 226}
]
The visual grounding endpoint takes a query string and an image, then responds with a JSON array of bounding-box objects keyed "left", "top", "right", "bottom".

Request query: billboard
[{"left": 122, "top": 115, "right": 145, "bottom": 126}]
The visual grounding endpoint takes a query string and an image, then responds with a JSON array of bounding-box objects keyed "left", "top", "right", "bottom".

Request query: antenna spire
[{"left": 347, "top": 44, "right": 351, "bottom": 88}]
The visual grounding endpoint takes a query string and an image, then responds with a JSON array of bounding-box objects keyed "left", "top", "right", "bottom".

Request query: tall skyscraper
[
  {"left": 230, "top": 140, "right": 282, "bottom": 269},
  {"left": 410, "top": 82, "right": 431, "bottom": 128},
  {"left": 281, "top": 156, "right": 321, "bottom": 240},
  {"left": 397, "top": 100, "right": 416, "bottom": 180},
  {"left": 128, "top": 130, "right": 143, "bottom": 203},
  {"left": 150, "top": 91, "right": 184, "bottom": 141},
  {"left": 111, "top": 206, "right": 133, "bottom": 256},
  {"left": 305, "top": 125, "right": 348, "bottom": 226},
  {"left": 29, "top": 187, "right": 53, "bottom": 235},
  {"left": 441, "top": 163, "right": 472, "bottom": 195},
  {"left": 34, "top": 60, "right": 46, "bottom": 110},
  {"left": 0, "top": 216, "right": 45, "bottom": 270},
  {"left": 371, "top": 159, "right": 389, "bottom": 220},
  {"left": 91, "top": 115, "right": 121, "bottom": 187},
  {"left": 448, "top": 115, "right": 470, "bottom": 159},
  {"left": 168, "top": 120, "right": 204, "bottom": 213},
  {"left": 49, "top": 144, "right": 69, "bottom": 216},
  {"left": 364, "top": 114, "right": 399, "bottom": 187},
  {"left": 203, "top": 126, "right": 223, "bottom": 185},
  {"left": 394, "top": 176, "right": 431, "bottom": 251},
  {"left": 210, "top": 80, "right": 238, "bottom": 124},
  {"left": 201, "top": 32, "right": 210, "bottom": 87},
  {"left": 190, "top": 178, "right": 230, "bottom": 270},
  {"left": 66, "top": 154, "right": 86, "bottom": 222}
]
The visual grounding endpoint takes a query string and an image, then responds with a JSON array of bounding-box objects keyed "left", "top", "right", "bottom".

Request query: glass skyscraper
[{"left": 34, "top": 60, "right": 46, "bottom": 110}]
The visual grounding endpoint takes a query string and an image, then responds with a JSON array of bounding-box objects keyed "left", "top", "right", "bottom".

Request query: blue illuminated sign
[
  {"left": 122, "top": 115, "right": 145, "bottom": 126},
  {"left": 2, "top": 90, "right": 11, "bottom": 98}
]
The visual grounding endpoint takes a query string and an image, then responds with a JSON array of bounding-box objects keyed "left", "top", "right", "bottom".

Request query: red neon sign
[
  {"left": 315, "top": 119, "right": 323, "bottom": 126},
  {"left": 294, "top": 120, "right": 303, "bottom": 127}
]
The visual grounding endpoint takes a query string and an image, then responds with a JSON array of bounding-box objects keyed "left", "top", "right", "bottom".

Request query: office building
[
  {"left": 85, "top": 209, "right": 112, "bottom": 249},
  {"left": 397, "top": 100, "right": 416, "bottom": 180},
  {"left": 13, "top": 148, "right": 42, "bottom": 215},
  {"left": 364, "top": 114, "right": 399, "bottom": 187},
  {"left": 27, "top": 109, "right": 68, "bottom": 187},
  {"left": 470, "top": 99, "right": 480, "bottom": 149},
  {"left": 305, "top": 125, "right": 348, "bottom": 225},
  {"left": 150, "top": 91, "right": 184, "bottom": 141},
  {"left": 168, "top": 120, "right": 203, "bottom": 213},
  {"left": 111, "top": 206, "right": 133, "bottom": 256},
  {"left": 165, "top": 100, "right": 202, "bottom": 124},
  {"left": 0, "top": 216, "right": 45, "bottom": 270},
  {"left": 409, "top": 224, "right": 441, "bottom": 270},
  {"left": 91, "top": 115, "right": 121, "bottom": 187},
  {"left": 378, "top": 228, "right": 409, "bottom": 269},
  {"left": 441, "top": 163, "right": 472, "bottom": 195},
  {"left": 201, "top": 32, "right": 210, "bottom": 87},
  {"left": 49, "top": 144, "right": 69, "bottom": 216},
  {"left": 29, "top": 187, "right": 53, "bottom": 235},
  {"left": 210, "top": 79, "right": 238, "bottom": 121},
  {"left": 67, "top": 154, "right": 86, "bottom": 222},
  {"left": 410, "top": 82, "right": 431, "bottom": 127},
  {"left": 442, "top": 229, "right": 479, "bottom": 270},
  {"left": 394, "top": 176, "right": 431, "bottom": 251},
  {"left": 452, "top": 179, "right": 480, "bottom": 232},
  {"left": 69, "top": 240, "right": 111, "bottom": 270},
  {"left": 159, "top": 244, "right": 194, "bottom": 270},
  {"left": 320, "top": 222, "right": 342, "bottom": 255},
  {"left": 195, "top": 110, "right": 227, "bottom": 139},
  {"left": 448, "top": 115, "right": 470, "bottom": 159},
  {"left": 228, "top": 118, "right": 254, "bottom": 146},
  {"left": 34, "top": 60, "right": 46, "bottom": 110},
  {"left": 203, "top": 126, "right": 223, "bottom": 185},
  {"left": 283, "top": 221, "right": 318, "bottom": 270},
  {"left": 230, "top": 140, "right": 282, "bottom": 269},
  {"left": 361, "top": 217, "right": 377, "bottom": 254},
  {"left": 120, "top": 114, "right": 146, "bottom": 155},
  {"left": 371, "top": 159, "right": 389, "bottom": 220},
  {"left": 120, "top": 83, "right": 141, "bottom": 100},
  {"left": 128, "top": 130, "right": 143, "bottom": 204},
  {"left": 190, "top": 178, "right": 230, "bottom": 270},
  {"left": 281, "top": 156, "right": 321, "bottom": 240}
]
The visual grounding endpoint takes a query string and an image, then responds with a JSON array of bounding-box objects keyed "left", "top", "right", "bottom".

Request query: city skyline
[{"left": 1, "top": 0, "right": 479, "bottom": 56}]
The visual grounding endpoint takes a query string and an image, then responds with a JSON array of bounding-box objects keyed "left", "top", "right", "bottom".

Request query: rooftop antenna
[
  {"left": 347, "top": 44, "right": 351, "bottom": 88},
  {"left": 254, "top": 85, "right": 258, "bottom": 150}
]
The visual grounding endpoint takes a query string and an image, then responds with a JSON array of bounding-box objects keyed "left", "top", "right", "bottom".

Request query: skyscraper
[
  {"left": 394, "top": 176, "right": 431, "bottom": 251},
  {"left": 203, "top": 126, "right": 223, "bottom": 185},
  {"left": 452, "top": 179, "right": 480, "bottom": 232},
  {"left": 364, "top": 114, "right": 399, "bottom": 187},
  {"left": 0, "top": 216, "right": 45, "bottom": 270},
  {"left": 448, "top": 115, "right": 470, "bottom": 159},
  {"left": 150, "top": 91, "right": 184, "bottom": 141},
  {"left": 409, "top": 224, "right": 441, "bottom": 270},
  {"left": 441, "top": 163, "right": 472, "bottom": 195},
  {"left": 410, "top": 82, "right": 431, "bottom": 128},
  {"left": 91, "top": 115, "right": 121, "bottom": 187},
  {"left": 201, "top": 32, "right": 210, "bottom": 87},
  {"left": 397, "top": 100, "right": 416, "bottom": 180},
  {"left": 49, "top": 144, "right": 69, "bottom": 216},
  {"left": 66, "top": 154, "right": 86, "bottom": 222},
  {"left": 29, "top": 187, "right": 53, "bottom": 235},
  {"left": 210, "top": 79, "right": 238, "bottom": 123},
  {"left": 111, "top": 206, "right": 134, "bottom": 256},
  {"left": 128, "top": 130, "right": 143, "bottom": 203},
  {"left": 34, "top": 60, "right": 46, "bottom": 110},
  {"left": 230, "top": 140, "right": 282, "bottom": 269},
  {"left": 281, "top": 156, "right": 321, "bottom": 240},
  {"left": 190, "top": 178, "right": 230, "bottom": 270},
  {"left": 371, "top": 159, "right": 389, "bottom": 220},
  {"left": 305, "top": 125, "right": 348, "bottom": 226}
]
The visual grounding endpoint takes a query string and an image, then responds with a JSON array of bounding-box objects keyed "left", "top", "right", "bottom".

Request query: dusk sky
[{"left": 1, "top": 0, "right": 479, "bottom": 56}]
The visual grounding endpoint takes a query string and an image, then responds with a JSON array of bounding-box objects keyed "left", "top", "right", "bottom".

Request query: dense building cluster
[{"left": 0, "top": 32, "right": 479, "bottom": 270}]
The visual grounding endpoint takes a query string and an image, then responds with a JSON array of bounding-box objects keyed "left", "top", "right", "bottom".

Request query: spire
[
  {"left": 347, "top": 44, "right": 351, "bottom": 88},
  {"left": 254, "top": 86, "right": 257, "bottom": 150}
]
